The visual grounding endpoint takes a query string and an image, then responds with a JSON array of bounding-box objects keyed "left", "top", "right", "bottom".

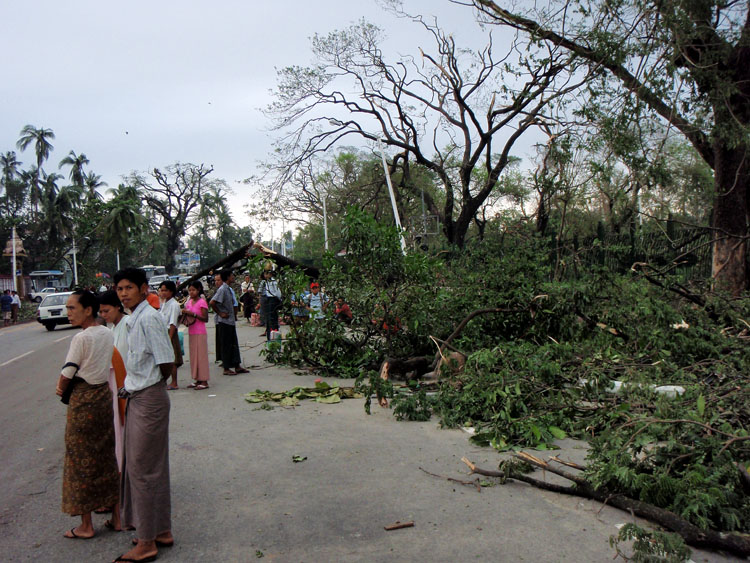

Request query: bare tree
[
  {"left": 125, "top": 163, "right": 225, "bottom": 273},
  {"left": 265, "top": 14, "right": 590, "bottom": 248}
]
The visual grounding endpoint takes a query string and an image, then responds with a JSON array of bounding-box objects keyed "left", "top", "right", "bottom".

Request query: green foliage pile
[
  {"left": 262, "top": 208, "right": 447, "bottom": 374},
  {"left": 262, "top": 209, "right": 750, "bottom": 542}
]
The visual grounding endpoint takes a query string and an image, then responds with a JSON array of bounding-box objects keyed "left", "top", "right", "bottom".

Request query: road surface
[{"left": 0, "top": 320, "right": 735, "bottom": 562}]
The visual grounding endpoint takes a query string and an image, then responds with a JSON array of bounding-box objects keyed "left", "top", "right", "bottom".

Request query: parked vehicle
[
  {"left": 148, "top": 274, "right": 170, "bottom": 290},
  {"left": 36, "top": 292, "right": 74, "bottom": 331},
  {"left": 29, "top": 287, "right": 59, "bottom": 303}
]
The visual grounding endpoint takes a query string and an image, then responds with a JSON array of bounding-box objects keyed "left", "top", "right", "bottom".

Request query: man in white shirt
[
  {"left": 304, "top": 282, "right": 329, "bottom": 318},
  {"left": 113, "top": 267, "right": 175, "bottom": 563},
  {"left": 10, "top": 291, "right": 21, "bottom": 324}
]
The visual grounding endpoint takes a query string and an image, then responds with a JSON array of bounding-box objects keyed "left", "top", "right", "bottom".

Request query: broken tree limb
[
  {"left": 177, "top": 241, "right": 254, "bottom": 291},
  {"left": 548, "top": 456, "right": 587, "bottom": 471},
  {"left": 460, "top": 457, "right": 583, "bottom": 496},
  {"left": 176, "top": 241, "right": 322, "bottom": 293},
  {"left": 460, "top": 456, "right": 750, "bottom": 558},
  {"left": 252, "top": 242, "right": 320, "bottom": 278},
  {"left": 419, "top": 466, "right": 482, "bottom": 493},
  {"left": 435, "top": 306, "right": 526, "bottom": 365}
]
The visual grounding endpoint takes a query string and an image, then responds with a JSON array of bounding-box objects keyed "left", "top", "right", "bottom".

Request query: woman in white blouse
[
  {"left": 158, "top": 280, "right": 183, "bottom": 389},
  {"left": 55, "top": 290, "right": 120, "bottom": 540}
]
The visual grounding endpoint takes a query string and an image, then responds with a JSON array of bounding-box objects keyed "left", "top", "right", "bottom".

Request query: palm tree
[
  {"left": 1, "top": 151, "right": 21, "bottom": 187},
  {"left": 0, "top": 151, "right": 25, "bottom": 218},
  {"left": 59, "top": 150, "right": 89, "bottom": 187},
  {"left": 83, "top": 172, "right": 106, "bottom": 202},
  {"left": 98, "top": 184, "right": 141, "bottom": 260},
  {"left": 40, "top": 171, "right": 63, "bottom": 204},
  {"left": 20, "top": 166, "right": 42, "bottom": 215},
  {"left": 16, "top": 125, "right": 55, "bottom": 217},
  {"left": 38, "top": 172, "right": 77, "bottom": 247}
]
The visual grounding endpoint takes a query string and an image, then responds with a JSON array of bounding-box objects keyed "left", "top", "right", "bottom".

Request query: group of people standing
[
  {"left": 57, "top": 268, "right": 176, "bottom": 563},
  {"left": 1, "top": 289, "right": 21, "bottom": 326}
]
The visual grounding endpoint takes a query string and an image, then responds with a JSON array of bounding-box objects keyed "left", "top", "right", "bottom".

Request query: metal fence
[{"left": 557, "top": 227, "right": 715, "bottom": 282}]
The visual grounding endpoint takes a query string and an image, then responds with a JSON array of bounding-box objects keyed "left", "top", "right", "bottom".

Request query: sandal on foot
[
  {"left": 132, "top": 538, "right": 174, "bottom": 547},
  {"left": 112, "top": 554, "right": 158, "bottom": 562},
  {"left": 64, "top": 527, "right": 94, "bottom": 540},
  {"left": 235, "top": 367, "right": 249, "bottom": 374},
  {"left": 166, "top": 385, "right": 178, "bottom": 390},
  {"left": 223, "top": 370, "right": 237, "bottom": 375},
  {"left": 194, "top": 383, "right": 209, "bottom": 390},
  {"left": 104, "top": 519, "right": 122, "bottom": 532},
  {"left": 187, "top": 382, "right": 197, "bottom": 388}
]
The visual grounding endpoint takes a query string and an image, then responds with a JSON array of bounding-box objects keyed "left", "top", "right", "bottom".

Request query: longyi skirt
[{"left": 62, "top": 381, "right": 119, "bottom": 515}]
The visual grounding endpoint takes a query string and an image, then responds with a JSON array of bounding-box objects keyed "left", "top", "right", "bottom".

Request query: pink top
[{"left": 184, "top": 297, "right": 208, "bottom": 335}]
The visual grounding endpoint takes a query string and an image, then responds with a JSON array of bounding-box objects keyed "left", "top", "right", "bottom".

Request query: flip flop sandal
[
  {"left": 187, "top": 382, "right": 197, "bottom": 388},
  {"left": 235, "top": 368, "right": 249, "bottom": 374},
  {"left": 64, "top": 527, "right": 94, "bottom": 540},
  {"left": 194, "top": 384, "right": 209, "bottom": 390},
  {"left": 112, "top": 554, "right": 158, "bottom": 562},
  {"left": 166, "top": 385, "right": 178, "bottom": 390},
  {"left": 132, "top": 538, "right": 174, "bottom": 547},
  {"left": 223, "top": 370, "right": 237, "bottom": 375}
]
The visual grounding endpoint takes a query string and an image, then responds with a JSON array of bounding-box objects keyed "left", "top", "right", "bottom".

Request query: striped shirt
[
  {"left": 159, "top": 297, "right": 181, "bottom": 329},
  {"left": 123, "top": 298, "right": 174, "bottom": 393},
  {"left": 212, "top": 283, "right": 235, "bottom": 326}
]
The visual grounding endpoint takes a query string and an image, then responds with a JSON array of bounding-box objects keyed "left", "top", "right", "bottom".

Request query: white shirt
[
  {"left": 260, "top": 278, "right": 282, "bottom": 299},
  {"left": 123, "top": 299, "right": 174, "bottom": 392},
  {"left": 110, "top": 317, "right": 129, "bottom": 361},
  {"left": 11, "top": 294, "right": 20, "bottom": 306},
  {"left": 61, "top": 325, "right": 114, "bottom": 385},
  {"left": 159, "top": 297, "right": 181, "bottom": 329}
]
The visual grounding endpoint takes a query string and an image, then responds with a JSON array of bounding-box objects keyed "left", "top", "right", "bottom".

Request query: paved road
[{"left": 0, "top": 320, "right": 735, "bottom": 562}]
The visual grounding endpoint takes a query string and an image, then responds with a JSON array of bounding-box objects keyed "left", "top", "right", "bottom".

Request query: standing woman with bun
[
  {"left": 183, "top": 281, "right": 210, "bottom": 389},
  {"left": 56, "top": 290, "right": 119, "bottom": 539},
  {"left": 98, "top": 290, "right": 128, "bottom": 466}
]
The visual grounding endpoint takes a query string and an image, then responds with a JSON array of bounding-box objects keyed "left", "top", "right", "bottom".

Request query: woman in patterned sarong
[{"left": 55, "top": 290, "right": 119, "bottom": 540}]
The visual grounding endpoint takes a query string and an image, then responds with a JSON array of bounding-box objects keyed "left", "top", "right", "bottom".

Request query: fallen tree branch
[
  {"left": 548, "top": 456, "right": 587, "bottom": 471},
  {"left": 461, "top": 456, "right": 750, "bottom": 557},
  {"left": 435, "top": 306, "right": 526, "bottom": 365},
  {"left": 419, "top": 466, "right": 482, "bottom": 492},
  {"left": 252, "top": 242, "right": 320, "bottom": 278},
  {"left": 177, "top": 241, "right": 254, "bottom": 291}
]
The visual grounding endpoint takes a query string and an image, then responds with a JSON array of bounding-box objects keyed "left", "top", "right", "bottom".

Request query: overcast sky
[{"left": 0, "top": 1, "right": 495, "bottom": 233}]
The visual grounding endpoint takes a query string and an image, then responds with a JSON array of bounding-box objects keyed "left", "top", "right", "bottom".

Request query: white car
[
  {"left": 30, "top": 287, "right": 60, "bottom": 303},
  {"left": 148, "top": 274, "right": 170, "bottom": 290},
  {"left": 36, "top": 292, "right": 74, "bottom": 331}
]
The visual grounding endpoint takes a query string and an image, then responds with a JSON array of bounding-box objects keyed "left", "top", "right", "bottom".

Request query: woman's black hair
[
  {"left": 159, "top": 280, "right": 177, "bottom": 296},
  {"left": 188, "top": 281, "right": 203, "bottom": 293},
  {"left": 72, "top": 289, "right": 100, "bottom": 317},
  {"left": 99, "top": 289, "right": 124, "bottom": 313}
]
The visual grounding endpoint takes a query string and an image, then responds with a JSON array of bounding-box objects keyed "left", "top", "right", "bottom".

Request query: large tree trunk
[{"left": 711, "top": 144, "right": 749, "bottom": 296}]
